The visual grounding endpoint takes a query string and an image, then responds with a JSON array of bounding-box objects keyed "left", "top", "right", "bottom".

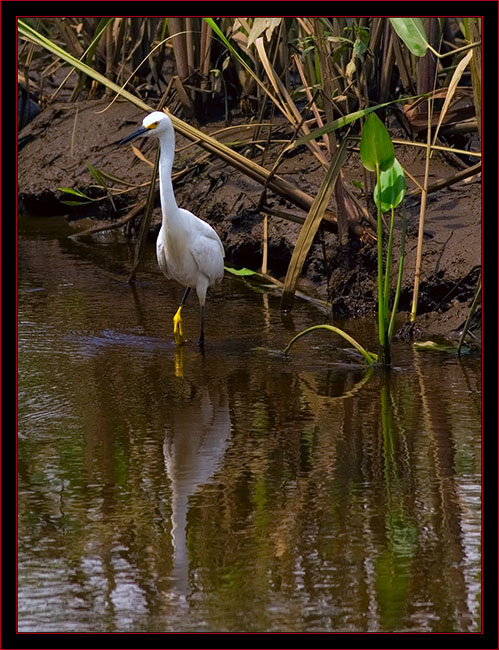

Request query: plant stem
[
  {"left": 283, "top": 324, "right": 377, "bottom": 366},
  {"left": 388, "top": 202, "right": 407, "bottom": 342},
  {"left": 410, "top": 95, "right": 432, "bottom": 323},
  {"left": 376, "top": 163, "right": 388, "bottom": 364},
  {"left": 427, "top": 40, "right": 481, "bottom": 59},
  {"left": 262, "top": 213, "right": 268, "bottom": 275},
  {"left": 383, "top": 205, "right": 395, "bottom": 324},
  {"left": 457, "top": 274, "right": 481, "bottom": 355}
]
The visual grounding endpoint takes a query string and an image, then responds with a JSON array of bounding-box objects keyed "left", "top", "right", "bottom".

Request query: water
[{"left": 17, "top": 214, "right": 481, "bottom": 633}]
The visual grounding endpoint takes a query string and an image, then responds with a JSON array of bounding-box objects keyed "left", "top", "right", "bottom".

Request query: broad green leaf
[
  {"left": 389, "top": 18, "right": 429, "bottom": 57},
  {"left": 360, "top": 113, "right": 395, "bottom": 172},
  {"left": 374, "top": 159, "right": 406, "bottom": 213},
  {"left": 353, "top": 37, "right": 367, "bottom": 58}
]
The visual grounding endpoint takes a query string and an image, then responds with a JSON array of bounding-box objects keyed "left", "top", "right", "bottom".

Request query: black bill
[{"left": 119, "top": 125, "right": 148, "bottom": 146}]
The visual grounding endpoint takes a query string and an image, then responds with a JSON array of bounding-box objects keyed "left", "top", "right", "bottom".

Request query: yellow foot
[
  {"left": 173, "top": 306, "right": 186, "bottom": 345},
  {"left": 174, "top": 346, "right": 184, "bottom": 377}
]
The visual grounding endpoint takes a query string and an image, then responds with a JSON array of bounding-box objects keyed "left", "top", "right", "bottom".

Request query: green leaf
[
  {"left": 353, "top": 37, "right": 367, "bottom": 58},
  {"left": 58, "top": 187, "right": 94, "bottom": 205},
  {"left": 293, "top": 94, "right": 422, "bottom": 149},
  {"left": 91, "top": 168, "right": 139, "bottom": 187},
  {"left": 58, "top": 187, "right": 91, "bottom": 199},
  {"left": 360, "top": 113, "right": 395, "bottom": 172},
  {"left": 86, "top": 162, "right": 106, "bottom": 186},
  {"left": 374, "top": 159, "right": 406, "bottom": 213},
  {"left": 389, "top": 18, "right": 429, "bottom": 57},
  {"left": 84, "top": 18, "right": 114, "bottom": 68},
  {"left": 60, "top": 200, "right": 93, "bottom": 206},
  {"left": 224, "top": 266, "right": 258, "bottom": 276}
]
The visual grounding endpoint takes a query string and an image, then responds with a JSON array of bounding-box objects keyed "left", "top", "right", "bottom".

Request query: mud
[{"left": 18, "top": 98, "right": 481, "bottom": 343}]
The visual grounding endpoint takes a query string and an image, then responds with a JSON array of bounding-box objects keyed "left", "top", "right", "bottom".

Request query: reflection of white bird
[
  {"left": 163, "top": 384, "right": 231, "bottom": 598},
  {"left": 120, "top": 111, "right": 225, "bottom": 346}
]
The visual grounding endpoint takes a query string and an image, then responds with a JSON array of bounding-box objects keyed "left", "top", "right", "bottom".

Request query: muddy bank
[{"left": 18, "top": 99, "right": 481, "bottom": 343}]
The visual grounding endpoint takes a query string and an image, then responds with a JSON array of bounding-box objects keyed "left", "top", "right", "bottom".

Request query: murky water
[{"left": 18, "top": 214, "right": 481, "bottom": 633}]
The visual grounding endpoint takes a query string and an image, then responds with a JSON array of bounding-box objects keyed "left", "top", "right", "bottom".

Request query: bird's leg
[
  {"left": 173, "top": 287, "right": 191, "bottom": 345},
  {"left": 198, "top": 305, "right": 205, "bottom": 347}
]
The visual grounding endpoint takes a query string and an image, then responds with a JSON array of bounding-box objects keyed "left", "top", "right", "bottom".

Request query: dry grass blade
[
  {"left": 293, "top": 53, "right": 330, "bottom": 154},
  {"left": 431, "top": 50, "right": 473, "bottom": 148},
  {"left": 403, "top": 87, "right": 474, "bottom": 132},
  {"left": 464, "top": 18, "right": 481, "bottom": 144},
  {"left": 406, "top": 161, "right": 481, "bottom": 197},
  {"left": 131, "top": 144, "right": 155, "bottom": 168},
  {"left": 280, "top": 136, "right": 349, "bottom": 311},
  {"left": 254, "top": 37, "right": 328, "bottom": 167}
]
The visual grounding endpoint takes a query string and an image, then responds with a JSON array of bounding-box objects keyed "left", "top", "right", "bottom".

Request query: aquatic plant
[
  {"left": 283, "top": 324, "right": 377, "bottom": 366},
  {"left": 360, "top": 112, "right": 395, "bottom": 365},
  {"left": 283, "top": 112, "right": 406, "bottom": 367}
]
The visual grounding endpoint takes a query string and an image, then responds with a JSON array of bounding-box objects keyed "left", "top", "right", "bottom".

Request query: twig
[{"left": 68, "top": 198, "right": 149, "bottom": 239}]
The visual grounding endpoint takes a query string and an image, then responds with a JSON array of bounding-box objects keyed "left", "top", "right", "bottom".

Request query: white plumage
[{"left": 120, "top": 111, "right": 224, "bottom": 345}]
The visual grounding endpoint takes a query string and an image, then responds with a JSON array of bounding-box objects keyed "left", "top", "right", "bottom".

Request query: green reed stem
[
  {"left": 376, "top": 163, "right": 388, "bottom": 364},
  {"left": 383, "top": 205, "right": 395, "bottom": 323},
  {"left": 388, "top": 202, "right": 407, "bottom": 343}
]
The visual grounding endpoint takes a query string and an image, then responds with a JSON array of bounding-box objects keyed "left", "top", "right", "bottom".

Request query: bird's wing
[
  {"left": 156, "top": 232, "right": 172, "bottom": 279},
  {"left": 183, "top": 212, "right": 225, "bottom": 285},
  {"left": 181, "top": 210, "right": 225, "bottom": 257},
  {"left": 191, "top": 235, "right": 225, "bottom": 284}
]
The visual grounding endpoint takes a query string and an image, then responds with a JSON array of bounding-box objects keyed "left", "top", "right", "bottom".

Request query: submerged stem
[{"left": 283, "top": 324, "right": 377, "bottom": 366}]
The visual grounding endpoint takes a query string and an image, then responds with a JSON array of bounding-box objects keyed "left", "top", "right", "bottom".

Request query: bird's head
[{"left": 119, "top": 111, "right": 173, "bottom": 145}]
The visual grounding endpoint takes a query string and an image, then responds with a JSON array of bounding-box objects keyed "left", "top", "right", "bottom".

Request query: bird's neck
[{"left": 158, "top": 131, "right": 180, "bottom": 225}]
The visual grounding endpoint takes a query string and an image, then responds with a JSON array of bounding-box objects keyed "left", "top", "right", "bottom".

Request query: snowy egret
[{"left": 120, "top": 111, "right": 225, "bottom": 346}]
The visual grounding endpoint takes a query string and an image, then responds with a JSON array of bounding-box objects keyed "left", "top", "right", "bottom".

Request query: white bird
[{"left": 120, "top": 111, "right": 225, "bottom": 346}]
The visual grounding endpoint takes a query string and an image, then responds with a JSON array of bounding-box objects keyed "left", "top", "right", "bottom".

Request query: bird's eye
[{"left": 148, "top": 122, "right": 159, "bottom": 130}]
